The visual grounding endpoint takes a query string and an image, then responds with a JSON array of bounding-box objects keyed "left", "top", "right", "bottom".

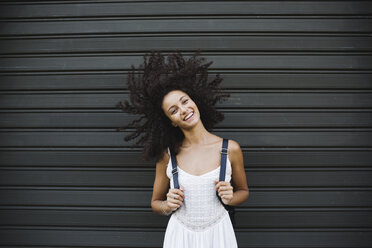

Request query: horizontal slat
[
  {"left": 0, "top": 228, "right": 164, "bottom": 248},
  {"left": 1, "top": 150, "right": 371, "bottom": 168},
  {"left": 1, "top": 1, "right": 371, "bottom": 18},
  {"left": 1, "top": 112, "right": 372, "bottom": 128},
  {"left": 1, "top": 92, "right": 372, "bottom": 109},
  {"left": 1, "top": 73, "right": 371, "bottom": 90},
  {"left": 0, "top": 229, "right": 371, "bottom": 248},
  {"left": 1, "top": 19, "right": 372, "bottom": 36},
  {"left": 0, "top": 169, "right": 371, "bottom": 187},
  {"left": 0, "top": 209, "right": 371, "bottom": 228},
  {"left": 0, "top": 189, "right": 371, "bottom": 207},
  {"left": 0, "top": 131, "right": 372, "bottom": 147},
  {"left": 1, "top": 55, "right": 372, "bottom": 72},
  {"left": 1, "top": 36, "right": 372, "bottom": 55},
  {"left": 0, "top": 72, "right": 372, "bottom": 90}
]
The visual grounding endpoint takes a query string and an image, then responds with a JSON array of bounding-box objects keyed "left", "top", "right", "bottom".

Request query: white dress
[{"left": 163, "top": 147, "right": 238, "bottom": 248}]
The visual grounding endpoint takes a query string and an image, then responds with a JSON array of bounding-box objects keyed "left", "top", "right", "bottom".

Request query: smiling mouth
[{"left": 184, "top": 111, "right": 194, "bottom": 121}]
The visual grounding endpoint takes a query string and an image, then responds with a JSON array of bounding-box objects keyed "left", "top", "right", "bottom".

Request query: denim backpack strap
[
  {"left": 216, "top": 138, "right": 236, "bottom": 227},
  {"left": 169, "top": 149, "right": 180, "bottom": 189},
  {"left": 216, "top": 138, "right": 228, "bottom": 200},
  {"left": 219, "top": 138, "right": 229, "bottom": 181}
]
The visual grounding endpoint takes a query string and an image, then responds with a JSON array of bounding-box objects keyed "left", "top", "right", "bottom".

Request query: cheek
[
  {"left": 191, "top": 102, "right": 199, "bottom": 113},
  {"left": 170, "top": 114, "right": 180, "bottom": 123}
]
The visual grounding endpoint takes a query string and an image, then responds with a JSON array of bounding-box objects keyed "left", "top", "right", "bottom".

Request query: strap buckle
[
  {"left": 172, "top": 167, "right": 178, "bottom": 175},
  {"left": 220, "top": 147, "right": 228, "bottom": 155}
]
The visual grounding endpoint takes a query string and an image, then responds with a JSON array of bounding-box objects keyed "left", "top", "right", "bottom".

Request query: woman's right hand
[{"left": 166, "top": 186, "right": 185, "bottom": 212}]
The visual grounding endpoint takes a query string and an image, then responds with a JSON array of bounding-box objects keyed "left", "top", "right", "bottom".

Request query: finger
[
  {"left": 173, "top": 194, "right": 181, "bottom": 200},
  {"left": 215, "top": 182, "right": 222, "bottom": 190},
  {"left": 169, "top": 188, "right": 178, "bottom": 194},
  {"left": 217, "top": 185, "right": 229, "bottom": 193},
  {"left": 221, "top": 194, "right": 233, "bottom": 200},
  {"left": 170, "top": 189, "right": 185, "bottom": 198},
  {"left": 218, "top": 188, "right": 233, "bottom": 195},
  {"left": 167, "top": 193, "right": 182, "bottom": 202},
  {"left": 167, "top": 197, "right": 183, "bottom": 204},
  {"left": 215, "top": 181, "right": 229, "bottom": 190},
  {"left": 176, "top": 189, "right": 185, "bottom": 198},
  {"left": 218, "top": 190, "right": 229, "bottom": 197},
  {"left": 167, "top": 202, "right": 180, "bottom": 209},
  {"left": 168, "top": 192, "right": 181, "bottom": 201},
  {"left": 219, "top": 191, "right": 233, "bottom": 196},
  {"left": 168, "top": 198, "right": 183, "bottom": 206},
  {"left": 167, "top": 192, "right": 178, "bottom": 199},
  {"left": 220, "top": 185, "right": 233, "bottom": 191}
]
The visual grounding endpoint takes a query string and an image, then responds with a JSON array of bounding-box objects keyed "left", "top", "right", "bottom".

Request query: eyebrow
[{"left": 168, "top": 95, "right": 186, "bottom": 112}]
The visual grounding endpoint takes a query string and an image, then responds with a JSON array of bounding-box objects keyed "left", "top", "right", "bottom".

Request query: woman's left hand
[{"left": 215, "top": 179, "right": 233, "bottom": 205}]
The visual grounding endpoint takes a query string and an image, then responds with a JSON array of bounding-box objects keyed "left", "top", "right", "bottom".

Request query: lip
[{"left": 184, "top": 111, "right": 194, "bottom": 121}]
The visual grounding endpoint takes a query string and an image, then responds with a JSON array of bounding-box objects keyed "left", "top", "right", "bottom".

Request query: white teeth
[{"left": 184, "top": 112, "right": 193, "bottom": 121}]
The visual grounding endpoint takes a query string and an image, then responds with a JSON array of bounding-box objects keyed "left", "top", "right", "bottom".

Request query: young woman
[{"left": 116, "top": 50, "right": 249, "bottom": 247}]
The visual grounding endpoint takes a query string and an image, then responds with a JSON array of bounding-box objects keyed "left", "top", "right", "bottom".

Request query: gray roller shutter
[{"left": 0, "top": 1, "right": 371, "bottom": 247}]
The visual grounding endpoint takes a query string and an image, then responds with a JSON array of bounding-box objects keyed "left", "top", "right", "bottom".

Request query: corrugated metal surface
[{"left": 0, "top": 1, "right": 372, "bottom": 247}]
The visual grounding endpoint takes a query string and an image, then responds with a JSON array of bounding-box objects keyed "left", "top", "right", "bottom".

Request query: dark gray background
[{"left": 0, "top": 1, "right": 372, "bottom": 247}]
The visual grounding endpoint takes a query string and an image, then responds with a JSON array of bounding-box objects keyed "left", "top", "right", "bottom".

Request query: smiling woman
[
  {"left": 116, "top": 50, "right": 249, "bottom": 248},
  {"left": 116, "top": 50, "right": 230, "bottom": 161}
]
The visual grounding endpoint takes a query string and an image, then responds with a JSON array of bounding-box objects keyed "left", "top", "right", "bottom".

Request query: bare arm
[{"left": 150, "top": 149, "right": 184, "bottom": 215}]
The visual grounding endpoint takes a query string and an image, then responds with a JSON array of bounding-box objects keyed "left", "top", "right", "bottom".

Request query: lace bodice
[{"left": 166, "top": 147, "right": 232, "bottom": 231}]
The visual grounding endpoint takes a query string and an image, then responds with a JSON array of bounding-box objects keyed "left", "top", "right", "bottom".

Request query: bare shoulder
[
  {"left": 156, "top": 148, "right": 170, "bottom": 169},
  {"left": 227, "top": 139, "right": 243, "bottom": 165},
  {"left": 228, "top": 139, "right": 241, "bottom": 154}
]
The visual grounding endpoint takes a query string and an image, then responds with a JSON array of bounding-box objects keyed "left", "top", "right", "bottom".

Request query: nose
[{"left": 179, "top": 105, "right": 188, "bottom": 114}]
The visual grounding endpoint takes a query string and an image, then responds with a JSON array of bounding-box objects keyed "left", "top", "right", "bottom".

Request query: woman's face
[{"left": 161, "top": 90, "right": 200, "bottom": 129}]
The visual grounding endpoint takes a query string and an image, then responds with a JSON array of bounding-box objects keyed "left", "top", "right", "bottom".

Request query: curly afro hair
[{"left": 115, "top": 50, "right": 230, "bottom": 162}]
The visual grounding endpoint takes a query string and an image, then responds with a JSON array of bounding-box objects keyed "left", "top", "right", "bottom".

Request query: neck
[{"left": 179, "top": 121, "right": 213, "bottom": 147}]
